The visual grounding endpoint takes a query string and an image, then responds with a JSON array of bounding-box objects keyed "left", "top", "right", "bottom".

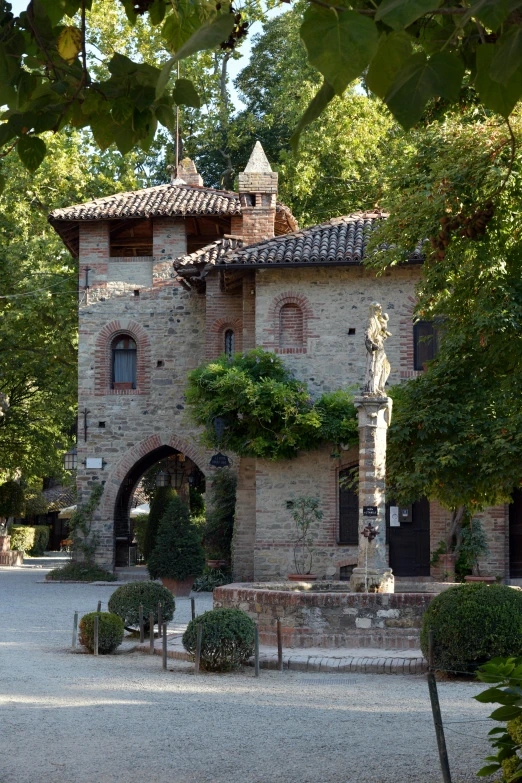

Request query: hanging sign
[
  {"left": 363, "top": 505, "right": 378, "bottom": 517},
  {"left": 209, "top": 452, "right": 230, "bottom": 468},
  {"left": 390, "top": 506, "right": 400, "bottom": 527}
]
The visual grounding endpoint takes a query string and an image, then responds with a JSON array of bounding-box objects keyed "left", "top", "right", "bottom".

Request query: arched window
[
  {"left": 224, "top": 329, "right": 235, "bottom": 357},
  {"left": 339, "top": 466, "right": 358, "bottom": 545},
  {"left": 279, "top": 303, "right": 304, "bottom": 350},
  {"left": 112, "top": 336, "right": 137, "bottom": 389}
]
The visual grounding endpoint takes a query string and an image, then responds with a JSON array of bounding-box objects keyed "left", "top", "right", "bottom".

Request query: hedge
[
  {"left": 108, "top": 581, "right": 175, "bottom": 630},
  {"left": 79, "top": 612, "right": 124, "bottom": 654},
  {"left": 182, "top": 608, "right": 255, "bottom": 671}
]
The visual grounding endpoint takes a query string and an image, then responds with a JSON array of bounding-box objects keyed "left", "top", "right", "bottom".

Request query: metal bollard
[
  {"left": 191, "top": 597, "right": 195, "bottom": 621},
  {"left": 162, "top": 623, "right": 168, "bottom": 671},
  {"left": 195, "top": 623, "right": 202, "bottom": 674},
  {"left": 94, "top": 614, "right": 99, "bottom": 656},
  {"left": 72, "top": 611, "right": 78, "bottom": 650},
  {"left": 158, "top": 602, "right": 162, "bottom": 638},
  {"left": 97, "top": 600, "right": 101, "bottom": 612},
  {"left": 149, "top": 612, "right": 155, "bottom": 655},
  {"left": 277, "top": 619, "right": 283, "bottom": 672},
  {"left": 254, "top": 626, "right": 260, "bottom": 677},
  {"left": 139, "top": 604, "right": 144, "bottom": 644}
]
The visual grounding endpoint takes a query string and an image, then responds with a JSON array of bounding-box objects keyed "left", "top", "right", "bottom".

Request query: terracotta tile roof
[
  {"left": 49, "top": 183, "right": 242, "bottom": 222},
  {"left": 176, "top": 212, "right": 425, "bottom": 272},
  {"left": 42, "top": 485, "right": 77, "bottom": 512}
]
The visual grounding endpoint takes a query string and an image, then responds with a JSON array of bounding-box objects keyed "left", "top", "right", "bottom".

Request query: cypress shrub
[
  {"left": 79, "top": 612, "right": 124, "bottom": 654},
  {"left": 30, "top": 525, "right": 50, "bottom": 556},
  {"left": 421, "top": 583, "right": 522, "bottom": 671},
  {"left": 142, "top": 485, "right": 177, "bottom": 562},
  {"left": 182, "top": 608, "right": 255, "bottom": 671},
  {"left": 203, "top": 469, "right": 236, "bottom": 561},
  {"left": 108, "top": 581, "right": 175, "bottom": 630},
  {"left": 147, "top": 495, "right": 205, "bottom": 581}
]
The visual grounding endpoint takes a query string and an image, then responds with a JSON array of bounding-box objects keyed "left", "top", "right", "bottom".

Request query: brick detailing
[
  {"left": 263, "top": 291, "right": 317, "bottom": 354},
  {"left": 101, "top": 432, "right": 214, "bottom": 520},
  {"left": 177, "top": 158, "right": 203, "bottom": 187},
  {"left": 238, "top": 168, "right": 278, "bottom": 244},
  {"left": 94, "top": 320, "right": 151, "bottom": 396},
  {"left": 399, "top": 295, "right": 421, "bottom": 381},
  {"left": 215, "top": 585, "right": 433, "bottom": 650},
  {"left": 205, "top": 272, "right": 243, "bottom": 359},
  {"left": 242, "top": 272, "right": 256, "bottom": 351},
  {"left": 80, "top": 223, "right": 109, "bottom": 293}
]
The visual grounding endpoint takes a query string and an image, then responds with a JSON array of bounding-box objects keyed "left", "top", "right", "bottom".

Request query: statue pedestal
[{"left": 350, "top": 394, "right": 394, "bottom": 594}]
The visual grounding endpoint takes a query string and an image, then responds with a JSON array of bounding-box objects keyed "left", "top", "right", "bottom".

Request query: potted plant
[
  {"left": 286, "top": 496, "right": 323, "bottom": 581},
  {"left": 456, "top": 519, "right": 493, "bottom": 582},
  {"left": 147, "top": 495, "right": 205, "bottom": 596}
]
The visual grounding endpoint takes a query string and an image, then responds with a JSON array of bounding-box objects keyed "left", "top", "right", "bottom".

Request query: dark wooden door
[
  {"left": 339, "top": 467, "right": 358, "bottom": 545},
  {"left": 509, "top": 489, "right": 522, "bottom": 577},
  {"left": 387, "top": 497, "right": 430, "bottom": 577}
]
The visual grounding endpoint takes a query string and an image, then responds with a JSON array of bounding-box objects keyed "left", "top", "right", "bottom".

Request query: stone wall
[{"left": 214, "top": 583, "right": 433, "bottom": 649}]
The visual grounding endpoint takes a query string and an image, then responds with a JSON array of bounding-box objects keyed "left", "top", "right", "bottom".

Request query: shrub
[
  {"left": 203, "top": 469, "right": 236, "bottom": 561},
  {"left": 79, "top": 612, "right": 124, "bottom": 654},
  {"left": 147, "top": 495, "right": 205, "bottom": 581},
  {"left": 9, "top": 525, "right": 35, "bottom": 553},
  {"left": 142, "top": 485, "right": 177, "bottom": 562},
  {"left": 192, "top": 567, "right": 232, "bottom": 592},
  {"left": 108, "top": 581, "right": 175, "bottom": 630},
  {"left": 0, "top": 480, "right": 25, "bottom": 518},
  {"left": 30, "top": 525, "right": 50, "bottom": 556},
  {"left": 46, "top": 562, "right": 117, "bottom": 581},
  {"left": 182, "top": 607, "right": 255, "bottom": 671},
  {"left": 132, "top": 513, "right": 148, "bottom": 560},
  {"left": 421, "top": 583, "right": 522, "bottom": 671}
]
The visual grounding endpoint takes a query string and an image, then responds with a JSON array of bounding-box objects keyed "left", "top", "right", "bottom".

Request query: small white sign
[
  {"left": 390, "top": 506, "right": 400, "bottom": 527},
  {"left": 86, "top": 457, "right": 103, "bottom": 469}
]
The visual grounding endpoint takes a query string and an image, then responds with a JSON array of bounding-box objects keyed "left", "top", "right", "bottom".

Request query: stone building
[{"left": 50, "top": 144, "right": 518, "bottom": 583}]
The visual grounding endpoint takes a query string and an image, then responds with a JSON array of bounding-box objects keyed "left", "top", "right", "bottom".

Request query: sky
[{"left": 9, "top": 0, "right": 286, "bottom": 111}]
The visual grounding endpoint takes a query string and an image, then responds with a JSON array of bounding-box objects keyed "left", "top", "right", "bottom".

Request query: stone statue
[{"left": 363, "top": 302, "right": 391, "bottom": 395}]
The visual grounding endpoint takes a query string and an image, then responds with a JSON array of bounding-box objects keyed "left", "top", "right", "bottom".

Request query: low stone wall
[{"left": 214, "top": 583, "right": 434, "bottom": 650}]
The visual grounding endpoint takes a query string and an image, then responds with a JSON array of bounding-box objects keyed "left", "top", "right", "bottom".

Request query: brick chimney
[
  {"left": 238, "top": 142, "right": 278, "bottom": 244},
  {"left": 174, "top": 158, "right": 203, "bottom": 187}
]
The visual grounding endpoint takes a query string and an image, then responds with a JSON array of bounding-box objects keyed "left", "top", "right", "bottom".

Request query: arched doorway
[{"left": 114, "top": 445, "right": 204, "bottom": 566}]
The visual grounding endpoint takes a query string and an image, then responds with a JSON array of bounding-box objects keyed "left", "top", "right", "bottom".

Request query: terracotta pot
[
  {"left": 288, "top": 574, "right": 318, "bottom": 582},
  {"left": 113, "top": 382, "right": 134, "bottom": 390},
  {"left": 464, "top": 575, "right": 496, "bottom": 583},
  {"left": 160, "top": 576, "right": 194, "bottom": 596},
  {"left": 437, "top": 553, "right": 456, "bottom": 579}
]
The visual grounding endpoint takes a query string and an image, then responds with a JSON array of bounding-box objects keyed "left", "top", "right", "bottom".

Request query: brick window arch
[
  {"left": 279, "top": 303, "right": 303, "bottom": 350},
  {"left": 224, "top": 329, "right": 235, "bottom": 357},
  {"left": 264, "top": 292, "right": 316, "bottom": 355},
  {"left": 94, "top": 320, "right": 151, "bottom": 396},
  {"left": 208, "top": 317, "right": 243, "bottom": 360}
]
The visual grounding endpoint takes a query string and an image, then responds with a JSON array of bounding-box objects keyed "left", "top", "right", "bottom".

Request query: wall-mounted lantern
[{"left": 63, "top": 447, "right": 78, "bottom": 471}]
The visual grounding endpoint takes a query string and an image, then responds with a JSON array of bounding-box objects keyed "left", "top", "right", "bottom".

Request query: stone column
[{"left": 350, "top": 394, "right": 394, "bottom": 593}]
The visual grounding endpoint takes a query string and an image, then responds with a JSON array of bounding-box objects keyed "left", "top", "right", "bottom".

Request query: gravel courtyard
[{"left": 1, "top": 566, "right": 498, "bottom": 783}]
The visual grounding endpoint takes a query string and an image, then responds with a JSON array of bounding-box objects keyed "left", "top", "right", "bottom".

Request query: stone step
[{"left": 115, "top": 567, "right": 152, "bottom": 582}]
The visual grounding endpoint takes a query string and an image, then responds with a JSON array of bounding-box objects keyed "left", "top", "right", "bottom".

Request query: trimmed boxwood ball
[
  {"left": 108, "top": 581, "right": 175, "bottom": 631},
  {"left": 421, "top": 583, "right": 522, "bottom": 671},
  {"left": 182, "top": 608, "right": 255, "bottom": 671},
  {"left": 79, "top": 612, "right": 124, "bottom": 654}
]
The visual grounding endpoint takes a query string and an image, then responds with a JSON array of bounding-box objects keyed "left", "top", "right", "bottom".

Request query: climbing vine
[{"left": 186, "top": 349, "right": 358, "bottom": 461}]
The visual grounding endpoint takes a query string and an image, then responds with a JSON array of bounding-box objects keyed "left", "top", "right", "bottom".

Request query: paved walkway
[{"left": 136, "top": 627, "right": 427, "bottom": 674}]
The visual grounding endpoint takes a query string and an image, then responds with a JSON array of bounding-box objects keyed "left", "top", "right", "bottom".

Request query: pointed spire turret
[{"left": 238, "top": 142, "right": 278, "bottom": 244}]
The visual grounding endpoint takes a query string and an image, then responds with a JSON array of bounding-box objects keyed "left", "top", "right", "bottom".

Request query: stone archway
[{"left": 102, "top": 434, "right": 213, "bottom": 567}]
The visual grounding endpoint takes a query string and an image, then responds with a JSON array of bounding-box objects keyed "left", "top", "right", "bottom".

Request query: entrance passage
[
  {"left": 509, "top": 489, "right": 522, "bottom": 577},
  {"left": 387, "top": 498, "right": 430, "bottom": 577}
]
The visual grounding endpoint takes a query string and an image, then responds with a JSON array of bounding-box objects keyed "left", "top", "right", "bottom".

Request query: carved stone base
[{"left": 350, "top": 567, "right": 394, "bottom": 594}]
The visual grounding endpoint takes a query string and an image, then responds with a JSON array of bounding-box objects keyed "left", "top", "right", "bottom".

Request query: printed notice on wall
[{"left": 390, "top": 506, "right": 400, "bottom": 527}]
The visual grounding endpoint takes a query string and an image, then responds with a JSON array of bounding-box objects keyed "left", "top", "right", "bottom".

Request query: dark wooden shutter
[{"left": 339, "top": 467, "right": 358, "bottom": 544}]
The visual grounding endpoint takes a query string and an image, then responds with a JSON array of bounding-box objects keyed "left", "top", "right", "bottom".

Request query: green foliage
[
  {"left": 189, "top": 486, "right": 205, "bottom": 518},
  {"left": 0, "top": 480, "right": 24, "bottom": 518},
  {"left": 142, "top": 485, "right": 177, "bottom": 562},
  {"left": 192, "top": 567, "right": 232, "bottom": 592},
  {"left": 30, "top": 525, "right": 50, "bottom": 556},
  {"left": 8, "top": 525, "right": 35, "bottom": 554},
  {"left": 456, "top": 519, "right": 490, "bottom": 577},
  {"left": 474, "top": 658, "right": 522, "bottom": 780},
  {"left": 420, "top": 584, "right": 522, "bottom": 672},
  {"left": 186, "top": 349, "right": 358, "bottom": 461},
  {"left": 68, "top": 482, "right": 104, "bottom": 564},
  {"left": 147, "top": 495, "right": 205, "bottom": 581},
  {"left": 107, "top": 581, "right": 175, "bottom": 630},
  {"left": 23, "top": 489, "right": 49, "bottom": 518},
  {"left": 182, "top": 607, "right": 255, "bottom": 671},
  {"left": 288, "top": 496, "right": 323, "bottom": 575},
  {"left": 79, "top": 611, "right": 124, "bottom": 654},
  {"left": 203, "top": 469, "right": 236, "bottom": 561},
  {"left": 46, "top": 562, "right": 117, "bottom": 581},
  {"left": 132, "top": 513, "right": 148, "bottom": 560}
]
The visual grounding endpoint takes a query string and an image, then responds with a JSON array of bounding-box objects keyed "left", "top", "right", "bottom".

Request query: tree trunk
[{"left": 445, "top": 505, "right": 466, "bottom": 551}]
